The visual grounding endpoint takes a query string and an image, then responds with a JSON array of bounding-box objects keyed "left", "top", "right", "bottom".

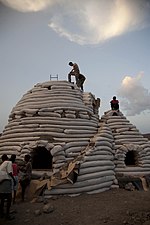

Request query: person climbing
[
  {"left": 68, "top": 62, "right": 86, "bottom": 91},
  {"left": 76, "top": 73, "right": 86, "bottom": 92},
  {"left": 110, "top": 96, "right": 119, "bottom": 111}
]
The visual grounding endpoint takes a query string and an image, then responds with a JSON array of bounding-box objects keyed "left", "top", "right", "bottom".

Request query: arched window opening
[
  {"left": 112, "top": 112, "right": 118, "bottom": 116},
  {"left": 125, "top": 151, "right": 138, "bottom": 166},
  {"left": 31, "top": 147, "right": 52, "bottom": 170}
]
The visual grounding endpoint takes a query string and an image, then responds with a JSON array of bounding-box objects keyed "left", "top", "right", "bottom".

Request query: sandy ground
[{"left": 1, "top": 188, "right": 150, "bottom": 225}]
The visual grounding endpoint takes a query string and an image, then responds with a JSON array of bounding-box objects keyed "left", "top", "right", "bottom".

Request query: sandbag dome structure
[
  {"left": 101, "top": 111, "right": 150, "bottom": 177},
  {"left": 0, "top": 80, "right": 150, "bottom": 195},
  {"left": 0, "top": 80, "right": 115, "bottom": 194}
]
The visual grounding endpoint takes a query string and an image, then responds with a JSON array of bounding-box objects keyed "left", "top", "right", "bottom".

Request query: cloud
[
  {"left": 0, "top": 0, "right": 55, "bottom": 12},
  {"left": 48, "top": 0, "right": 150, "bottom": 45},
  {"left": 1, "top": 0, "right": 150, "bottom": 45},
  {"left": 118, "top": 72, "right": 150, "bottom": 116}
]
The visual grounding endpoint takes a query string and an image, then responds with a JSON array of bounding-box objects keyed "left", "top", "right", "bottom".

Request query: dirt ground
[{"left": 1, "top": 188, "right": 150, "bottom": 225}]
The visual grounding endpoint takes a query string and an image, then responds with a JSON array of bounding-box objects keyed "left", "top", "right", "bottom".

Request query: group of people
[{"left": 0, "top": 154, "right": 32, "bottom": 220}]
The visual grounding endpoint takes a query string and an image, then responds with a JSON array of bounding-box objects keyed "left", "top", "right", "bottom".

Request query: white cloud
[
  {"left": 0, "top": 0, "right": 55, "bottom": 12},
  {"left": 48, "top": 0, "right": 150, "bottom": 45},
  {"left": 1, "top": 0, "right": 150, "bottom": 45},
  {"left": 118, "top": 72, "right": 150, "bottom": 116}
]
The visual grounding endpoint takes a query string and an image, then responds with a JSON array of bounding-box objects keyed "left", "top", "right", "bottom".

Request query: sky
[{"left": 0, "top": 0, "right": 150, "bottom": 134}]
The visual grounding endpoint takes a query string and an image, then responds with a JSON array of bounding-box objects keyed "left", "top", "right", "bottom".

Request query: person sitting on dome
[{"left": 110, "top": 96, "right": 119, "bottom": 111}]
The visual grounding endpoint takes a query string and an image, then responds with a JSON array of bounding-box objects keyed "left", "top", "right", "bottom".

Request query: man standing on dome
[
  {"left": 68, "top": 62, "right": 80, "bottom": 83},
  {"left": 68, "top": 62, "right": 86, "bottom": 92}
]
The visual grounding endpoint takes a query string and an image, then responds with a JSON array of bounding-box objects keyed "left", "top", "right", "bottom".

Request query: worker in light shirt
[{"left": 0, "top": 154, "right": 16, "bottom": 220}]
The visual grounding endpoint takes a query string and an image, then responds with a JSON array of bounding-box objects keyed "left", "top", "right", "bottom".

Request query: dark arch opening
[
  {"left": 125, "top": 151, "right": 137, "bottom": 166},
  {"left": 31, "top": 146, "right": 52, "bottom": 169},
  {"left": 112, "top": 112, "right": 118, "bottom": 116}
]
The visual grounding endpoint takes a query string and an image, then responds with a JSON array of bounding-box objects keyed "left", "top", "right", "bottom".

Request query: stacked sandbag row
[
  {"left": 44, "top": 123, "right": 116, "bottom": 196},
  {"left": 0, "top": 81, "right": 100, "bottom": 161},
  {"left": 101, "top": 110, "right": 150, "bottom": 176}
]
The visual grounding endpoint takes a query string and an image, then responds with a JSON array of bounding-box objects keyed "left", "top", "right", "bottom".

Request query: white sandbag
[
  {"left": 21, "top": 149, "right": 31, "bottom": 154},
  {"left": 54, "top": 137, "right": 90, "bottom": 142},
  {"left": 64, "top": 129, "right": 96, "bottom": 134},
  {"left": 65, "top": 114, "right": 76, "bottom": 118},
  {"left": 115, "top": 140, "right": 147, "bottom": 145},
  {"left": 38, "top": 111, "right": 61, "bottom": 117},
  {"left": 87, "top": 187, "right": 110, "bottom": 194},
  {"left": 44, "top": 181, "right": 113, "bottom": 195},
  {"left": 52, "top": 162, "right": 65, "bottom": 169},
  {"left": 40, "top": 124, "right": 97, "bottom": 131},
  {"left": 0, "top": 142, "right": 22, "bottom": 149},
  {"left": 141, "top": 164, "right": 150, "bottom": 168},
  {"left": 140, "top": 159, "right": 150, "bottom": 164},
  {"left": 141, "top": 143, "right": 150, "bottom": 148},
  {"left": 86, "top": 150, "right": 113, "bottom": 156},
  {"left": 120, "top": 131, "right": 143, "bottom": 135},
  {"left": 78, "top": 114, "right": 90, "bottom": 119},
  {"left": 0, "top": 136, "right": 39, "bottom": 142},
  {"left": 104, "top": 115, "right": 126, "bottom": 120},
  {"left": 78, "top": 170, "right": 115, "bottom": 182},
  {"left": 63, "top": 141, "right": 89, "bottom": 149},
  {"left": 109, "top": 124, "right": 136, "bottom": 129},
  {"left": 79, "top": 165, "right": 115, "bottom": 175},
  {"left": 51, "top": 145, "right": 63, "bottom": 156},
  {"left": 95, "top": 136, "right": 113, "bottom": 143},
  {"left": 107, "top": 118, "right": 129, "bottom": 123},
  {"left": 115, "top": 127, "right": 132, "bottom": 133},
  {"left": 95, "top": 141, "right": 112, "bottom": 148},
  {"left": 20, "top": 117, "right": 98, "bottom": 127},
  {"left": 52, "top": 155, "right": 66, "bottom": 162},
  {"left": 67, "top": 152, "right": 80, "bottom": 157},
  {"left": 80, "top": 160, "right": 114, "bottom": 168},
  {"left": 0, "top": 150, "right": 18, "bottom": 156},
  {"left": 140, "top": 148, "right": 150, "bottom": 155},
  {"left": 115, "top": 171, "right": 150, "bottom": 176},
  {"left": 65, "top": 146, "right": 84, "bottom": 154},
  {"left": 52, "top": 175, "right": 115, "bottom": 189},
  {"left": 97, "top": 132, "right": 113, "bottom": 140},
  {"left": 115, "top": 166, "right": 150, "bottom": 172},
  {"left": 140, "top": 155, "right": 150, "bottom": 160},
  {"left": 94, "top": 145, "right": 113, "bottom": 152},
  {"left": 51, "top": 85, "right": 72, "bottom": 90},
  {"left": 84, "top": 155, "right": 114, "bottom": 161},
  {"left": 107, "top": 121, "right": 132, "bottom": 127},
  {"left": 114, "top": 134, "right": 143, "bottom": 139}
]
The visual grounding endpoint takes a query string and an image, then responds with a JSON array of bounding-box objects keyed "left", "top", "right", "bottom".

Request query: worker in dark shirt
[{"left": 110, "top": 96, "right": 119, "bottom": 110}]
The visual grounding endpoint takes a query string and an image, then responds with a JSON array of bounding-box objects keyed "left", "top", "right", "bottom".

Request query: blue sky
[{"left": 0, "top": 0, "right": 150, "bottom": 133}]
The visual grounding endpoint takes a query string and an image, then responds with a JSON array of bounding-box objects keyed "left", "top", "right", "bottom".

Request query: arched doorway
[
  {"left": 31, "top": 146, "right": 52, "bottom": 169},
  {"left": 125, "top": 151, "right": 138, "bottom": 166}
]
